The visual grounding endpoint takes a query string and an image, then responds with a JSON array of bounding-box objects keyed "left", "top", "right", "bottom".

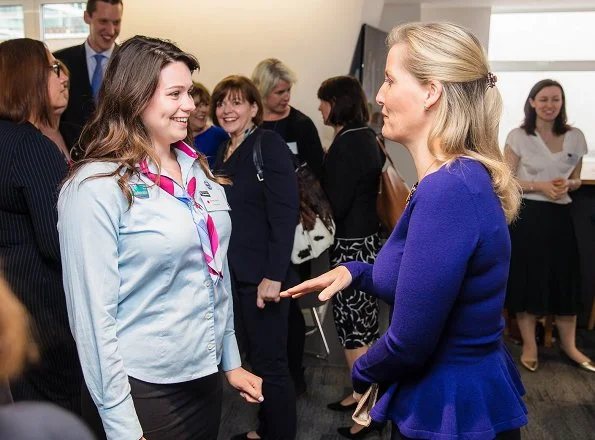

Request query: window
[
  {"left": 489, "top": 11, "right": 595, "bottom": 156},
  {"left": 41, "top": 2, "right": 86, "bottom": 40},
  {"left": 490, "top": 11, "right": 595, "bottom": 62},
  {"left": 0, "top": 5, "right": 25, "bottom": 41}
]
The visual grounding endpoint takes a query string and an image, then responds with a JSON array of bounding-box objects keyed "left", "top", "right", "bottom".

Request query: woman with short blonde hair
[
  {"left": 251, "top": 58, "right": 324, "bottom": 177},
  {"left": 283, "top": 22, "right": 527, "bottom": 440}
]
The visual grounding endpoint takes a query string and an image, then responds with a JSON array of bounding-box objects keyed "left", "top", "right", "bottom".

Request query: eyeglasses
[{"left": 49, "top": 60, "right": 62, "bottom": 78}]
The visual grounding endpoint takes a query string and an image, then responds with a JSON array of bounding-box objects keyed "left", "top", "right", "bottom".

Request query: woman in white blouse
[{"left": 504, "top": 79, "right": 594, "bottom": 373}]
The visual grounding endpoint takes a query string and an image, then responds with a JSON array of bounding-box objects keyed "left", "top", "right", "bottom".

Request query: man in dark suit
[{"left": 54, "top": 0, "right": 123, "bottom": 158}]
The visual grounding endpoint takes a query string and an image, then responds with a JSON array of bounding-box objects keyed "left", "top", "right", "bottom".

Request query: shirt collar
[
  {"left": 84, "top": 39, "right": 115, "bottom": 61},
  {"left": 142, "top": 141, "right": 199, "bottom": 183}
]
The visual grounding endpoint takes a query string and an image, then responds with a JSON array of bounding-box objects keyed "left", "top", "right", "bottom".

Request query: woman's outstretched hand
[{"left": 280, "top": 266, "right": 352, "bottom": 301}]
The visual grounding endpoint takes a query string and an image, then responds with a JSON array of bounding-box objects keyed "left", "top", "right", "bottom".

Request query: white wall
[
  {"left": 421, "top": 6, "right": 492, "bottom": 49},
  {"left": 379, "top": 3, "right": 421, "bottom": 32},
  {"left": 120, "top": 0, "right": 367, "bottom": 146},
  {"left": 75, "top": 1, "right": 494, "bottom": 185}
]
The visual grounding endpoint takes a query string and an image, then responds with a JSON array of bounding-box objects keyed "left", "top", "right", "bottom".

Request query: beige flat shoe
[{"left": 520, "top": 358, "right": 538, "bottom": 372}]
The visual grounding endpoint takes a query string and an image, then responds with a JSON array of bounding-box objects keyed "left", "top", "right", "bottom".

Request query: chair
[
  {"left": 300, "top": 250, "right": 332, "bottom": 359},
  {"left": 304, "top": 303, "right": 331, "bottom": 359}
]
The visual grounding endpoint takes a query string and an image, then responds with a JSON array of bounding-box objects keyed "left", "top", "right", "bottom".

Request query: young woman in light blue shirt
[{"left": 58, "top": 36, "right": 263, "bottom": 440}]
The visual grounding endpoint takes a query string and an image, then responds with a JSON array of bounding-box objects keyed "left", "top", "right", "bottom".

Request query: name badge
[
  {"left": 287, "top": 142, "right": 298, "bottom": 155},
  {"left": 130, "top": 183, "right": 149, "bottom": 199},
  {"left": 200, "top": 188, "right": 230, "bottom": 212}
]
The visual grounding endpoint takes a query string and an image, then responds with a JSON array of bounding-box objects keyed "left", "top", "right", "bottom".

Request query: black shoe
[
  {"left": 327, "top": 399, "right": 357, "bottom": 412},
  {"left": 337, "top": 422, "right": 384, "bottom": 439}
]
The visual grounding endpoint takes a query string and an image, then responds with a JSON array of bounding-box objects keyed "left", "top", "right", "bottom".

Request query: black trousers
[
  {"left": 81, "top": 372, "right": 222, "bottom": 440},
  {"left": 233, "top": 278, "right": 297, "bottom": 440},
  {"left": 392, "top": 425, "right": 521, "bottom": 440},
  {"left": 287, "top": 298, "right": 306, "bottom": 391}
]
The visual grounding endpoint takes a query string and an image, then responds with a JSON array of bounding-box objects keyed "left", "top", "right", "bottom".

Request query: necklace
[{"left": 405, "top": 158, "right": 439, "bottom": 206}]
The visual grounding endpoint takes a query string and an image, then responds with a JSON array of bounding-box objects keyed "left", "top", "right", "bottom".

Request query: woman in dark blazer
[
  {"left": 316, "top": 75, "right": 384, "bottom": 438},
  {"left": 0, "top": 38, "right": 82, "bottom": 413},
  {"left": 212, "top": 76, "right": 299, "bottom": 440},
  {"left": 252, "top": 57, "right": 326, "bottom": 396}
]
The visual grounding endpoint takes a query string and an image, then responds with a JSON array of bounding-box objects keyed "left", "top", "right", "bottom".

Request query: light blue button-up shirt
[
  {"left": 58, "top": 148, "right": 240, "bottom": 440},
  {"left": 84, "top": 39, "right": 114, "bottom": 84}
]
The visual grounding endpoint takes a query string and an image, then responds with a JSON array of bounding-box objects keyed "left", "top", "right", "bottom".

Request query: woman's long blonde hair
[
  {"left": 388, "top": 22, "right": 520, "bottom": 223},
  {"left": 0, "top": 275, "right": 38, "bottom": 379}
]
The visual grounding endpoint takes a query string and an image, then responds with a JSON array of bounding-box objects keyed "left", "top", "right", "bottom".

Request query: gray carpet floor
[{"left": 219, "top": 310, "right": 595, "bottom": 440}]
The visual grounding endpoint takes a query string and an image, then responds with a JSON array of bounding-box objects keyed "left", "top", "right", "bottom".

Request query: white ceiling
[{"left": 385, "top": 0, "right": 595, "bottom": 11}]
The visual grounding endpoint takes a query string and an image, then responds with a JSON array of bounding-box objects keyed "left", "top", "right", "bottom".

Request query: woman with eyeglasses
[
  {"left": 0, "top": 38, "right": 83, "bottom": 413},
  {"left": 37, "top": 59, "right": 80, "bottom": 164}
]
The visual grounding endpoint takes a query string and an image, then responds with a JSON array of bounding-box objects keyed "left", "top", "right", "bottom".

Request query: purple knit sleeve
[{"left": 342, "top": 261, "right": 377, "bottom": 295}]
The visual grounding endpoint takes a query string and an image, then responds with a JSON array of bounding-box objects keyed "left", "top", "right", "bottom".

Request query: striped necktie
[{"left": 91, "top": 53, "right": 105, "bottom": 99}]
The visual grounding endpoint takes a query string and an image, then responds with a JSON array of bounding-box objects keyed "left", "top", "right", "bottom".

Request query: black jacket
[
  {"left": 0, "top": 120, "right": 81, "bottom": 411},
  {"left": 214, "top": 128, "right": 299, "bottom": 285},
  {"left": 322, "top": 124, "right": 383, "bottom": 238},
  {"left": 54, "top": 43, "right": 109, "bottom": 158},
  {"left": 262, "top": 107, "right": 324, "bottom": 179}
]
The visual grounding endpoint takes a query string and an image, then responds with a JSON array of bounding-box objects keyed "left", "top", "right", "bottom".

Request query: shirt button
[
  {"left": 204, "top": 312, "right": 213, "bottom": 320},
  {"left": 207, "top": 343, "right": 215, "bottom": 351},
  {"left": 204, "top": 279, "right": 213, "bottom": 288}
]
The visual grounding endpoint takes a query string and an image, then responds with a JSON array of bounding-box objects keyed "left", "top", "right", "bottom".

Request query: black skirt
[
  {"left": 81, "top": 373, "right": 223, "bottom": 440},
  {"left": 506, "top": 199, "right": 581, "bottom": 315}
]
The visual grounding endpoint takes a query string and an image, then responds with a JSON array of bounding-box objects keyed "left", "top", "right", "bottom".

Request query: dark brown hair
[
  {"left": 86, "top": 0, "right": 123, "bottom": 15},
  {"left": 0, "top": 38, "right": 54, "bottom": 127},
  {"left": 191, "top": 81, "right": 211, "bottom": 106},
  {"left": 68, "top": 35, "right": 221, "bottom": 206},
  {"left": 317, "top": 75, "right": 369, "bottom": 127},
  {"left": 521, "top": 79, "right": 570, "bottom": 136},
  {"left": 210, "top": 75, "right": 264, "bottom": 127}
]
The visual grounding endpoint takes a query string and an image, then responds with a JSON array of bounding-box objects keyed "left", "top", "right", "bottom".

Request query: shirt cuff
[
  {"left": 220, "top": 333, "right": 242, "bottom": 372},
  {"left": 99, "top": 394, "right": 143, "bottom": 440}
]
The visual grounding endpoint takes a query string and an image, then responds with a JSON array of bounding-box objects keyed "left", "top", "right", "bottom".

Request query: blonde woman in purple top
[{"left": 283, "top": 23, "right": 527, "bottom": 440}]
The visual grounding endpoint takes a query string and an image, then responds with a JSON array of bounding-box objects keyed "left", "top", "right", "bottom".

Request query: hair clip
[{"left": 487, "top": 72, "right": 497, "bottom": 88}]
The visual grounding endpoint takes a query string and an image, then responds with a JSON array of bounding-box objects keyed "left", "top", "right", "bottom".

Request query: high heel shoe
[
  {"left": 520, "top": 357, "right": 538, "bottom": 372},
  {"left": 559, "top": 348, "right": 595, "bottom": 372},
  {"left": 337, "top": 422, "right": 385, "bottom": 439},
  {"left": 327, "top": 399, "right": 357, "bottom": 412}
]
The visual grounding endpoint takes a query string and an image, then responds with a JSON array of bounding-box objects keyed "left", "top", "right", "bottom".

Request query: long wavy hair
[
  {"left": 68, "top": 35, "right": 219, "bottom": 205},
  {"left": 387, "top": 22, "right": 520, "bottom": 223}
]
